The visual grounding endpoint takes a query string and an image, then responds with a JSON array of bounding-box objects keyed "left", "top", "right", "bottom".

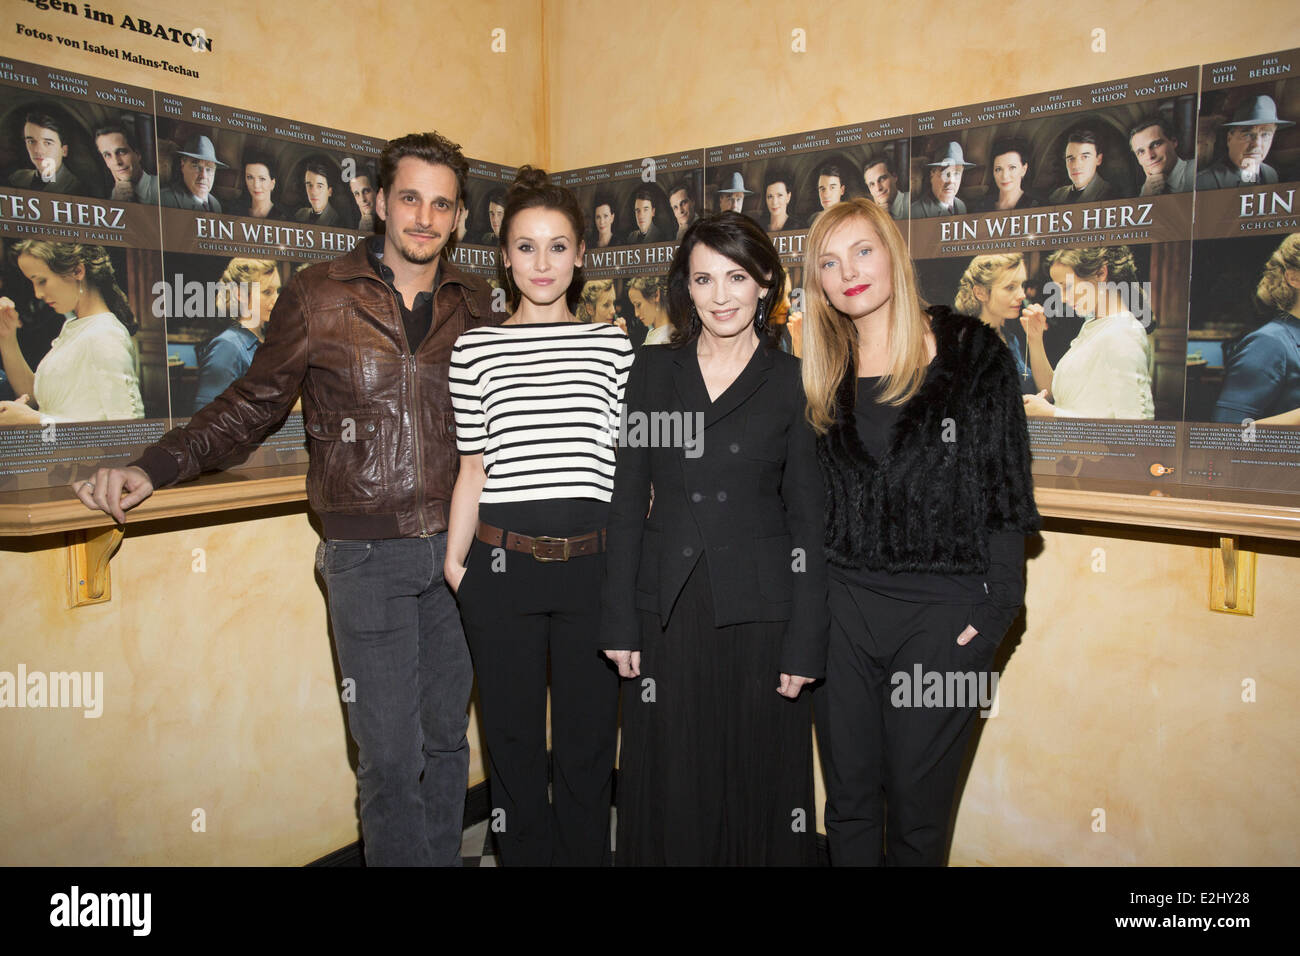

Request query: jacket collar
[
  {"left": 328, "top": 236, "right": 488, "bottom": 307},
  {"left": 671, "top": 335, "right": 776, "bottom": 429}
]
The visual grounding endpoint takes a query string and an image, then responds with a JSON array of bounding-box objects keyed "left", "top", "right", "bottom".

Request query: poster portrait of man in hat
[
  {"left": 160, "top": 133, "right": 228, "bottom": 212},
  {"left": 715, "top": 171, "right": 753, "bottom": 215},
  {"left": 911, "top": 141, "right": 974, "bottom": 218},
  {"left": 1196, "top": 94, "right": 1294, "bottom": 190}
]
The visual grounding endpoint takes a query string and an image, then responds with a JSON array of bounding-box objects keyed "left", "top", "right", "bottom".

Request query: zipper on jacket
[
  {"left": 386, "top": 283, "right": 432, "bottom": 536},
  {"left": 409, "top": 351, "right": 431, "bottom": 535}
]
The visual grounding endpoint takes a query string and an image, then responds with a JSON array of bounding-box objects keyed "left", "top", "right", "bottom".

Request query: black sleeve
[
  {"left": 777, "top": 373, "right": 829, "bottom": 679},
  {"left": 967, "top": 531, "right": 1025, "bottom": 640},
  {"left": 597, "top": 350, "right": 653, "bottom": 651},
  {"left": 979, "top": 332, "right": 1042, "bottom": 535},
  {"left": 964, "top": 328, "right": 1037, "bottom": 641}
]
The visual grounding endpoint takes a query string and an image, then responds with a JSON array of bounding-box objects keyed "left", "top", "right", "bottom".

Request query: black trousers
[
  {"left": 815, "top": 578, "right": 1001, "bottom": 866},
  {"left": 457, "top": 535, "right": 619, "bottom": 866}
]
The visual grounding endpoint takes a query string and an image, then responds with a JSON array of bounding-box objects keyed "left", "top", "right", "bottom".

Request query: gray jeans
[{"left": 317, "top": 534, "right": 473, "bottom": 866}]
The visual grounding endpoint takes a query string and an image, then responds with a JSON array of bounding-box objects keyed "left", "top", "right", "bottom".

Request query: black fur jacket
[{"left": 817, "top": 305, "right": 1041, "bottom": 573}]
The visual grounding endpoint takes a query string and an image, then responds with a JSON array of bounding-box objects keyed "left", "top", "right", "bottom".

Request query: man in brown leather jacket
[{"left": 74, "top": 131, "right": 495, "bottom": 866}]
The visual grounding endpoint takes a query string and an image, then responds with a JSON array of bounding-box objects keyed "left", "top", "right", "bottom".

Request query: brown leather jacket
[{"left": 133, "top": 240, "right": 495, "bottom": 539}]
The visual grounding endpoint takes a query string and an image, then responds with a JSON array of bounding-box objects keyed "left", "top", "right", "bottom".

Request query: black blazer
[{"left": 599, "top": 338, "right": 828, "bottom": 678}]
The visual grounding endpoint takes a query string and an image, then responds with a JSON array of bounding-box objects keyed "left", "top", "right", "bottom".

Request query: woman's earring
[{"left": 755, "top": 299, "right": 768, "bottom": 331}]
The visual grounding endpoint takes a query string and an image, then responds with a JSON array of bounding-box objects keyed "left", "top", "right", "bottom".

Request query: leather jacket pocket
[{"left": 304, "top": 408, "right": 389, "bottom": 507}]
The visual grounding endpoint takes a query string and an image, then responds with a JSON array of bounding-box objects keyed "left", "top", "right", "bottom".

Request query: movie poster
[
  {"left": 908, "top": 67, "right": 1197, "bottom": 481},
  {"left": 0, "top": 58, "right": 167, "bottom": 491},
  {"left": 556, "top": 152, "right": 703, "bottom": 349},
  {"left": 706, "top": 117, "right": 913, "bottom": 356},
  {"left": 708, "top": 116, "right": 911, "bottom": 240},
  {"left": 444, "top": 155, "right": 512, "bottom": 316},
  {"left": 152, "top": 92, "right": 383, "bottom": 473},
  {"left": 1183, "top": 47, "right": 1300, "bottom": 493}
]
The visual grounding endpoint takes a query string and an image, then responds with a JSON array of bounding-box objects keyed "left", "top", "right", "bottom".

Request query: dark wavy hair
[
  {"left": 665, "top": 211, "right": 785, "bottom": 348},
  {"left": 378, "top": 130, "right": 468, "bottom": 205}
]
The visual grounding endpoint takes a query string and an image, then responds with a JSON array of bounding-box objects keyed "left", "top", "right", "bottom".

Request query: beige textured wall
[
  {"left": 4, "top": 0, "right": 546, "bottom": 164},
  {"left": 545, "top": 0, "right": 1300, "bottom": 171},
  {"left": 1, "top": 507, "right": 367, "bottom": 865},
  {"left": 952, "top": 525, "right": 1300, "bottom": 865}
]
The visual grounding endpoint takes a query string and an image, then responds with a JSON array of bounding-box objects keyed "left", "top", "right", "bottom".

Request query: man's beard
[{"left": 390, "top": 228, "right": 442, "bottom": 264}]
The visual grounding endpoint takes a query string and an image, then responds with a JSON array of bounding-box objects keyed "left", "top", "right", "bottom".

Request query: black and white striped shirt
[{"left": 450, "top": 322, "right": 634, "bottom": 503}]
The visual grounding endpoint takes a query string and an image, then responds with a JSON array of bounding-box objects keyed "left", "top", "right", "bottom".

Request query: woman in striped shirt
[{"left": 445, "top": 166, "right": 633, "bottom": 866}]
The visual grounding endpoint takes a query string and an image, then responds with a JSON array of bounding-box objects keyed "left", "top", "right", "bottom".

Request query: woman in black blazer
[{"left": 600, "top": 213, "right": 827, "bottom": 866}]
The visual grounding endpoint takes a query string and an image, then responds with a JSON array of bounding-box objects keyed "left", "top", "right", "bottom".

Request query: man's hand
[
  {"left": 73, "top": 465, "right": 155, "bottom": 523},
  {"left": 777, "top": 673, "right": 815, "bottom": 699},
  {"left": 110, "top": 179, "right": 137, "bottom": 202},
  {"left": 603, "top": 649, "right": 641, "bottom": 678},
  {"left": 1139, "top": 171, "right": 1166, "bottom": 196}
]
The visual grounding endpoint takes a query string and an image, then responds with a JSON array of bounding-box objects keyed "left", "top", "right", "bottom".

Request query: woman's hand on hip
[
  {"left": 604, "top": 649, "right": 641, "bottom": 678},
  {"left": 956, "top": 624, "right": 979, "bottom": 646},
  {"left": 777, "top": 674, "right": 815, "bottom": 699}
]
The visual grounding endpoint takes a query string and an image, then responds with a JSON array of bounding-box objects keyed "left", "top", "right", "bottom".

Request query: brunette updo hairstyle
[{"left": 498, "top": 165, "right": 587, "bottom": 309}]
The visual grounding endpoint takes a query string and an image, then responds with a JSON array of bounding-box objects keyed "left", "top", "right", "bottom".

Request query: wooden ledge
[
  {"left": 2, "top": 468, "right": 1299, "bottom": 541},
  {"left": 0, "top": 466, "right": 307, "bottom": 536},
  {"left": 1033, "top": 476, "right": 1300, "bottom": 541}
]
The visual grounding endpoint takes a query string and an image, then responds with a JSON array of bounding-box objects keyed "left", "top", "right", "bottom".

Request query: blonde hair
[
  {"left": 1256, "top": 233, "right": 1300, "bottom": 312},
  {"left": 801, "top": 197, "right": 930, "bottom": 433},
  {"left": 218, "top": 258, "right": 277, "bottom": 317},
  {"left": 576, "top": 278, "right": 614, "bottom": 323},
  {"left": 955, "top": 253, "right": 1024, "bottom": 316}
]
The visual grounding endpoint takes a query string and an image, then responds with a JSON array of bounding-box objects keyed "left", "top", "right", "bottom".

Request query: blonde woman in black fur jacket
[{"left": 801, "top": 198, "right": 1041, "bottom": 866}]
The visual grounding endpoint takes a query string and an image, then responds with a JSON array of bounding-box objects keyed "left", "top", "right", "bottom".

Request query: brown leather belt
[{"left": 475, "top": 521, "right": 607, "bottom": 562}]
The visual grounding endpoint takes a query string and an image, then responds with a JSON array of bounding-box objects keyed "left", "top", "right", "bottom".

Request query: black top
[
  {"left": 365, "top": 235, "right": 432, "bottom": 352},
  {"left": 228, "top": 197, "right": 291, "bottom": 221},
  {"left": 836, "top": 370, "right": 1026, "bottom": 641},
  {"left": 974, "top": 190, "right": 1041, "bottom": 214}
]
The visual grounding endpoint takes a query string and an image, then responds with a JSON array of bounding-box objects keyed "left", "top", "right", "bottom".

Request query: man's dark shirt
[{"left": 366, "top": 235, "right": 433, "bottom": 352}]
